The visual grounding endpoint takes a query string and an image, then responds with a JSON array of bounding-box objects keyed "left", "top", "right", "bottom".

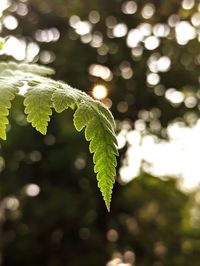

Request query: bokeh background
[{"left": 1, "top": 0, "right": 200, "bottom": 265}]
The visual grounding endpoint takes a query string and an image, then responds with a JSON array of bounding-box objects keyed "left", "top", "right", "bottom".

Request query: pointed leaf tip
[{"left": 106, "top": 202, "right": 110, "bottom": 212}]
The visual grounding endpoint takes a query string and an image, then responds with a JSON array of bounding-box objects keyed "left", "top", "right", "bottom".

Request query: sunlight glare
[
  {"left": 3, "top": 15, "right": 18, "bottom": 30},
  {"left": 113, "top": 23, "right": 128, "bottom": 38},
  {"left": 0, "top": 0, "right": 11, "bottom": 16},
  {"left": 89, "top": 64, "right": 113, "bottom": 81},
  {"left": 2, "top": 36, "right": 26, "bottom": 60},
  {"left": 92, "top": 84, "right": 108, "bottom": 100},
  {"left": 157, "top": 56, "right": 171, "bottom": 72},
  {"left": 175, "top": 21, "right": 196, "bottom": 45},
  {"left": 144, "top": 36, "right": 160, "bottom": 50},
  {"left": 127, "top": 29, "right": 143, "bottom": 48},
  {"left": 25, "top": 184, "right": 40, "bottom": 197},
  {"left": 147, "top": 73, "right": 160, "bottom": 85},
  {"left": 182, "top": 0, "right": 195, "bottom": 10},
  {"left": 75, "top": 21, "right": 92, "bottom": 35},
  {"left": 119, "top": 121, "right": 200, "bottom": 191},
  {"left": 142, "top": 3, "right": 155, "bottom": 19},
  {"left": 4, "top": 197, "right": 20, "bottom": 210},
  {"left": 165, "top": 88, "right": 184, "bottom": 105},
  {"left": 122, "top": 1, "right": 137, "bottom": 15}
]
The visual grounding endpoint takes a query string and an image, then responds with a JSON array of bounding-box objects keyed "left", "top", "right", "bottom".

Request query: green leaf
[
  {"left": 24, "top": 84, "right": 54, "bottom": 135},
  {"left": 53, "top": 84, "right": 118, "bottom": 210},
  {"left": 52, "top": 83, "right": 78, "bottom": 112},
  {"left": 0, "top": 38, "right": 5, "bottom": 50},
  {"left": 0, "top": 61, "right": 55, "bottom": 76},
  {"left": 74, "top": 101, "right": 118, "bottom": 211},
  {"left": 0, "top": 61, "right": 118, "bottom": 211},
  {"left": 0, "top": 81, "right": 18, "bottom": 140}
]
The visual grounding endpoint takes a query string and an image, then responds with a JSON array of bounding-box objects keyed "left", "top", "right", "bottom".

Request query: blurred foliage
[{"left": 1, "top": 0, "right": 200, "bottom": 265}]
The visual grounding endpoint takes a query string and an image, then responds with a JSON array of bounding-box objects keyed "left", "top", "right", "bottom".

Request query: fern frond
[
  {"left": 0, "top": 38, "right": 5, "bottom": 50},
  {"left": 0, "top": 61, "right": 54, "bottom": 76},
  {"left": 24, "top": 84, "right": 55, "bottom": 135},
  {"left": 0, "top": 61, "right": 118, "bottom": 210},
  {"left": 52, "top": 82, "right": 118, "bottom": 210},
  {"left": 52, "top": 82, "right": 79, "bottom": 112},
  {"left": 0, "top": 62, "right": 55, "bottom": 135},
  {"left": 0, "top": 80, "right": 18, "bottom": 140},
  {"left": 73, "top": 101, "right": 118, "bottom": 211}
]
